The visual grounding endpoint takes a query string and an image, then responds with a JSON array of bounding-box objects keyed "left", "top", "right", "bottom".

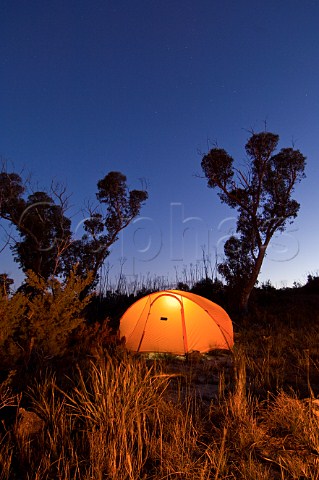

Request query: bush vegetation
[{"left": 1, "top": 273, "right": 319, "bottom": 479}]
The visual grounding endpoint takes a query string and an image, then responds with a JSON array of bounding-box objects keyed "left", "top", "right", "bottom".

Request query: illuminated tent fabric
[{"left": 119, "top": 290, "right": 234, "bottom": 354}]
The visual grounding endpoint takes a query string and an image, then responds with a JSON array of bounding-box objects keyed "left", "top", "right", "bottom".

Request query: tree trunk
[{"left": 239, "top": 246, "right": 267, "bottom": 312}]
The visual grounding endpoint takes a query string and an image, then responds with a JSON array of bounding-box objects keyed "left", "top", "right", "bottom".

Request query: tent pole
[
  {"left": 180, "top": 299, "right": 188, "bottom": 354},
  {"left": 136, "top": 296, "right": 151, "bottom": 352}
]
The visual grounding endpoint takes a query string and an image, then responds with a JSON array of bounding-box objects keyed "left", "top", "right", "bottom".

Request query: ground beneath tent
[{"left": 145, "top": 350, "right": 234, "bottom": 403}]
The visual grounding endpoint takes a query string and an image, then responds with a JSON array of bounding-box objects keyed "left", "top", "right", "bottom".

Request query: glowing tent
[{"left": 119, "top": 290, "right": 234, "bottom": 354}]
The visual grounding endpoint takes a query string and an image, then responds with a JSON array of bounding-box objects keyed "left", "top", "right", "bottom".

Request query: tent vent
[{"left": 160, "top": 316, "right": 168, "bottom": 321}]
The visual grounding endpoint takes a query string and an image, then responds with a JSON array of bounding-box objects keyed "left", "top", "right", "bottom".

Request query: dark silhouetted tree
[
  {"left": 12, "top": 191, "right": 73, "bottom": 278},
  {"left": 0, "top": 172, "right": 72, "bottom": 279},
  {"left": 0, "top": 170, "right": 148, "bottom": 288},
  {"left": 201, "top": 131, "right": 306, "bottom": 311},
  {"left": 66, "top": 171, "right": 148, "bottom": 286},
  {"left": 303, "top": 274, "right": 319, "bottom": 293}
]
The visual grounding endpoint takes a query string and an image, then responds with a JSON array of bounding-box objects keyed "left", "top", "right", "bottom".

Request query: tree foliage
[
  {"left": 0, "top": 169, "right": 148, "bottom": 286},
  {"left": 66, "top": 171, "right": 148, "bottom": 281},
  {"left": 0, "top": 172, "right": 73, "bottom": 279},
  {"left": 201, "top": 131, "right": 306, "bottom": 310}
]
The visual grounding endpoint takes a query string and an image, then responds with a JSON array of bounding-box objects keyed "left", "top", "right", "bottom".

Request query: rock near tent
[{"left": 119, "top": 290, "right": 234, "bottom": 355}]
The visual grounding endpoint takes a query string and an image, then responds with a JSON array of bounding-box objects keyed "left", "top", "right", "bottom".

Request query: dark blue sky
[{"left": 1, "top": 0, "right": 319, "bottom": 288}]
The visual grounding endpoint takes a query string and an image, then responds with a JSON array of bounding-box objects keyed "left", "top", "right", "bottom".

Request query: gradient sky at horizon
[{"left": 1, "top": 0, "right": 319, "bottom": 289}]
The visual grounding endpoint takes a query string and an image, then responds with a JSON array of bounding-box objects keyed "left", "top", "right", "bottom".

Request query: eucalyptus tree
[
  {"left": 0, "top": 172, "right": 71, "bottom": 279},
  {"left": 201, "top": 131, "right": 306, "bottom": 311},
  {"left": 0, "top": 169, "right": 148, "bottom": 288},
  {"left": 66, "top": 171, "right": 148, "bottom": 284}
]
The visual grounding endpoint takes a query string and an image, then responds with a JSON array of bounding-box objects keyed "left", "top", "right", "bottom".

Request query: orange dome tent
[{"left": 119, "top": 290, "right": 234, "bottom": 354}]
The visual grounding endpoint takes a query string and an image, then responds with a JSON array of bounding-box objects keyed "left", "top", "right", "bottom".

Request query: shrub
[{"left": 0, "top": 269, "right": 93, "bottom": 367}]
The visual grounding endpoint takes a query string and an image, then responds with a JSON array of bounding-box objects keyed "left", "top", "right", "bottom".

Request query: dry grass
[{"left": 1, "top": 316, "right": 319, "bottom": 479}]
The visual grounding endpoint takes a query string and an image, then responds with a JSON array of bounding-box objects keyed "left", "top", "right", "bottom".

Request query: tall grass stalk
[{"left": 2, "top": 342, "right": 319, "bottom": 479}]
